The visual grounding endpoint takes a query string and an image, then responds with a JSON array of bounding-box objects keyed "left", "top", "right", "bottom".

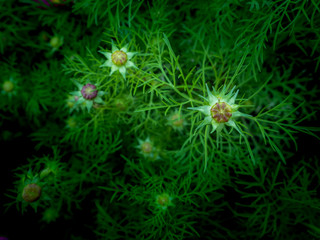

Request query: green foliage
[{"left": 1, "top": 0, "right": 320, "bottom": 239}]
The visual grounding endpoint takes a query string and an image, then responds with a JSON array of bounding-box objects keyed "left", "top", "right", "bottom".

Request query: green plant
[{"left": 1, "top": 0, "right": 320, "bottom": 239}]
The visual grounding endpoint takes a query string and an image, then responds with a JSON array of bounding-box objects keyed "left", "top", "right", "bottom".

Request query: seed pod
[{"left": 22, "top": 183, "right": 42, "bottom": 202}]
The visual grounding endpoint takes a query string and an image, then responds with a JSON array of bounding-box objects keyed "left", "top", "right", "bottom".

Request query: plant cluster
[{"left": 1, "top": 0, "right": 320, "bottom": 239}]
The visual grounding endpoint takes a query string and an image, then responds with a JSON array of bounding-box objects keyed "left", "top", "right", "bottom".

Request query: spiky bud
[
  {"left": 81, "top": 83, "right": 98, "bottom": 100},
  {"left": 155, "top": 193, "right": 173, "bottom": 209},
  {"left": 111, "top": 50, "right": 127, "bottom": 66},
  {"left": 210, "top": 102, "right": 232, "bottom": 123},
  {"left": 170, "top": 113, "right": 184, "bottom": 127},
  {"left": 141, "top": 142, "right": 152, "bottom": 154},
  {"left": 22, "top": 183, "right": 41, "bottom": 202}
]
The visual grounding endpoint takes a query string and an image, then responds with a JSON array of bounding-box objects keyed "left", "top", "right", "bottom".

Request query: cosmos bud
[{"left": 22, "top": 183, "right": 42, "bottom": 203}]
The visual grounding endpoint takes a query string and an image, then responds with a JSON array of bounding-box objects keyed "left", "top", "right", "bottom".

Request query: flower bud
[
  {"left": 170, "top": 113, "right": 184, "bottom": 127},
  {"left": 210, "top": 102, "right": 232, "bottom": 123},
  {"left": 42, "top": 207, "right": 59, "bottom": 223},
  {"left": 155, "top": 193, "right": 173, "bottom": 209},
  {"left": 22, "top": 183, "right": 41, "bottom": 202},
  {"left": 50, "top": 36, "right": 63, "bottom": 48},
  {"left": 81, "top": 83, "right": 98, "bottom": 100},
  {"left": 141, "top": 142, "right": 153, "bottom": 154},
  {"left": 2, "top": 81, "right": 14, "bottom": 92},
  {"left": 111, "top": 50, "right": 128, "bottom": 66}
]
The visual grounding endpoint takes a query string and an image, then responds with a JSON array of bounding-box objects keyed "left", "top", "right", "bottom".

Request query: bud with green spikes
[
  {"left": 155, "top": 193, "right": 174, "bottom": 210},
  {"left": 136, "top": 137, "right": 161, "bottom": 161},
  {"left": 70, "top": 81, "right": 106, "bottom": 113},
  {"left": 188, "top": 84, "right": 251, "bottom": 135},
  {"left": 167, "top": 110, "right": 187, "bottom": 132},
  {"left": 99, "top": 42, "right": 138, "bottom": 80}
]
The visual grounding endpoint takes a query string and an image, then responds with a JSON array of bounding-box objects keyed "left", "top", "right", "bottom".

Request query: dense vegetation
[{"left": 1, "top": 0, "right": 320, "bottom": 239}]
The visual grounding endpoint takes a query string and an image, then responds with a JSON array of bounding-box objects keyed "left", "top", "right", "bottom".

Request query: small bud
[
  {"left": 114, "top": 98, "right": 127, "bottom": 111},
  {"left": 141, "top": 142, "right": 152, "bottom": 154},
  {"left": 150, "top": 37, "right": 162, "bottom": 47},
  {"left": 137, "top": 137, "right": 160, "bottom": 160},
  {"left": 2, "top": 81, "right": 14, "bottom": 92},
  {"left": 113, "top": 94, "right": 132, "bottom": 111},
  {"left": 22, "top": 183, "right": 41, "bottom": 202},
  {"left": 81, "top": 83, "right": 98, "bottom": 100},
  {"left": 66, "top": 95, "right": 79, "bottom": 109},
  {"left": 167, "top": 112, "right": 186, "bottom": 132},
  {"left": 50, "top": 36, "right": 63, "bottom": 48},
  {"left": 111, "top": 50, "right": 128, "bottom": 66},
  {"left": 155, "top": 193, "right": 173, "bottom": 210},
  {"left": 170, "top": 113, "right": 184, "bottom": 127},
  {"left": 42, "top": 208, "right": 59, "bottom": 223},
  {"left": 210, "top": 102, "right": 232, "bottom": 123},
  {"left": 66, "top": 117, "right": 78, "bottom": 129}
]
